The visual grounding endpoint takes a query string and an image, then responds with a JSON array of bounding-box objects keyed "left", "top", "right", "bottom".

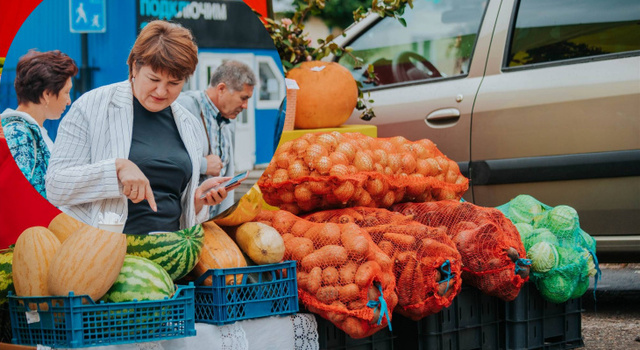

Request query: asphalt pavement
[{"left": 582, "top": 264, "right": 640, "bottom": 350}]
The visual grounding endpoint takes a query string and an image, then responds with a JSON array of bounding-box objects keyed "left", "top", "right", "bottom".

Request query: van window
[
  {"left": 339, "top": 0, "right": 487, "bottom": 89},
  {"left": 507, "top": 0, "right": 640, "bottom": 67}
]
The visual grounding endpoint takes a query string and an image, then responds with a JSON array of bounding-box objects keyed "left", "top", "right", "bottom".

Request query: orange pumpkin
[
  {"left": 192, "top": 221, "right": 247, "bottom": 285},
  {"left": 286, "top": 61, "right": 358, "bottom": 129}
]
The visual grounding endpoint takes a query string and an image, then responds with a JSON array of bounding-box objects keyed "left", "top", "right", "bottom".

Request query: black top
[{"left": 124, "top": 98, "right": 192, "bottom": 234}]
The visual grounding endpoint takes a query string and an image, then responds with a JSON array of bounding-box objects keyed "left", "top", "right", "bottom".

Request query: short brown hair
[
  {"left": 127, "top": 20, "right": 198, "bottom": 81},
  {"left": 14, "top": 50, "right": 78, "bottom": 105}
]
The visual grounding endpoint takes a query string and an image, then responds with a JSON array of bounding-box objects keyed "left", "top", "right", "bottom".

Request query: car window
[
  {"left": 338, "top": 0, "right": 487, "bottom": 89},
  {"left": 507, "top": 0, "right": 640, "bottom": 67}
]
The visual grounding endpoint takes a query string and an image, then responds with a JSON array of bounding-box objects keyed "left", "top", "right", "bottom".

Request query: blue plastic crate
[
  {"left": 193, "top": 260, "right": 298, "bottom": 325},
  {"left": 8, "top": 284, "right": 196, "bottom": 348},
  {"left": 502, "top": 282, "right": 584, "bottom": 350}
]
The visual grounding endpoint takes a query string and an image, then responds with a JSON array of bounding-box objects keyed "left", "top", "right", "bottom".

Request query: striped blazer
[{"left": 46, "top": 81, "right": 209, "bottom": 229}]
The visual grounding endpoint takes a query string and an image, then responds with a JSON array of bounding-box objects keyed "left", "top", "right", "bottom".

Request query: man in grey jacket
[{"left": 177, "top": 60, "right": 256, "bottom": 219}]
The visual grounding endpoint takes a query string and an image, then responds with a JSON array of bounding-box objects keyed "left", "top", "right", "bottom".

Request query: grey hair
[{"left": 209, "top": 60, "right": 256, "bottom": 92}]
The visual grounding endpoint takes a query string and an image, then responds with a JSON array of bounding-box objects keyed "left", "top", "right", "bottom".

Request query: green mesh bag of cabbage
[{"left": 496, "top": 194, "right": 601, "bottom": 304}]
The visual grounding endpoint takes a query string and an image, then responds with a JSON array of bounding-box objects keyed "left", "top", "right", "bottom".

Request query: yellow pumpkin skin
[
  {"left": 194, "top": 221, "right": 248, "bottom": 285},
  {"left": 12, "top": 227, "right": 61, "bottom": 297},
  {"left": 47, "top": 225, "right": 126, "bottom": 301},
  {"left": 286, "top": 61, "right": 358, "bottom": 129},
  {"left": 235, "top": 222, "right": 285, "bottom": 265},
  {"left": 47, "top": 212, "right": 89, "bottom": 243}
]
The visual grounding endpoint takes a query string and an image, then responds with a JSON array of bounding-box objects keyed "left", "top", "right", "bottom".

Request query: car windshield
[{"left": 339, "top": 0, "right": 487, "bottom": 88}]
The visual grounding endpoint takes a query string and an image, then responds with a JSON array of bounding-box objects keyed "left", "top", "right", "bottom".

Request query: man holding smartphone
[{"left": 178, "top": 60, "right": 256, "bottom": 219}]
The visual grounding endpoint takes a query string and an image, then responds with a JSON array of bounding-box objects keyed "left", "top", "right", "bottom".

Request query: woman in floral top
[{"left": 1, "top": 50, "right": 78, "bottom": 198}]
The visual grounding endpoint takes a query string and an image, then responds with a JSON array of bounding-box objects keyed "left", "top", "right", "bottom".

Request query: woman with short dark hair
[
  {"left": 1, "top": 49, "right": 78, "bottom": 198},
  {"left": 47, "top": 20, "right": 231, "bottom": 234}
]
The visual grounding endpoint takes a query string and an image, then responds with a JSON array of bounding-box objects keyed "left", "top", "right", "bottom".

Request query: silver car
[{"left": 331, "top": 0, "right": 640, "bottom": 261}]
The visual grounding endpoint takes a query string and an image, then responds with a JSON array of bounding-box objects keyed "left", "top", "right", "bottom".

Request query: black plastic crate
[
  {"left": 502, "top": 282, "right": 584, "bottom": 350},
  {"left": 316, "top": 315, "right": 394, "bottom": 350},
  {"left": 0, "top": 304, "right": 11, "bottom": 344},
  {"left": 394, "top": 285, "right": 501, "bottom": 350}
]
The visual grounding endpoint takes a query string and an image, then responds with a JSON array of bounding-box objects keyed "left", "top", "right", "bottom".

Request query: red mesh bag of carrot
[
  {"left": 303, "top": 207, "right": 463, "bottom": 321},
  {"left": 257, "top": 132, "right": 468, "bottom": 214},
  {"left": 391, "top": 200, "right": 531, "bottom": 301},
  {"left": 254, "top": 209, "right": 398, "bottom": 338}
]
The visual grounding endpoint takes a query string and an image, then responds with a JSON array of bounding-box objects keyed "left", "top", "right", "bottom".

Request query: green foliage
[{"left": 262, "top": 0, "right": 413, "bottom": 120}]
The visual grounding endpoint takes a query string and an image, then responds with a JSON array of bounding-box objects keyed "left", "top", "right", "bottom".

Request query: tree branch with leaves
[{"left": 261, "top": 0, "right": 412, "bottom": 121}]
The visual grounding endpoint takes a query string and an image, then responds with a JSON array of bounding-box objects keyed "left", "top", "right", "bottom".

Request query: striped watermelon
[
  {"left": 101, "top": 255, "right": 175, "bottom": 303},
  {"left": 0, "top": 249, "right": 14, "bottom": 305},
  {"left": 126, "top": 224, "right": 204, "bottom": 281}
]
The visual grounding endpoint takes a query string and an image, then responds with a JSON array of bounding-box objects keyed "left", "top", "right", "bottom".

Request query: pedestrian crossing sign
[{"left": 69, "top": 0, "right": 106, "bottom": 33}]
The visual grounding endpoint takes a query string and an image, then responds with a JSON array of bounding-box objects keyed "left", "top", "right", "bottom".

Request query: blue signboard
[{"left": 69, "top": 0, "right": 107, "bottom": 33}]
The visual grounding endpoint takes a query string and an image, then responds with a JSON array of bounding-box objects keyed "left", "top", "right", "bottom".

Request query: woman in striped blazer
[{"left": 46, "top": 20, "right": 231, "bottom": 234}]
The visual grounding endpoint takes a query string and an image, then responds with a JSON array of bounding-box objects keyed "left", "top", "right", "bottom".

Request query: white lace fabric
[{"left": 57, "top": 314, "right": 319, "bottom": 350}]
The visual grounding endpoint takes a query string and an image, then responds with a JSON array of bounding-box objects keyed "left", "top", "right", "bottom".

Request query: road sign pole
[{"left": 79, "top": 33, "right": 91, "bottom": 95}]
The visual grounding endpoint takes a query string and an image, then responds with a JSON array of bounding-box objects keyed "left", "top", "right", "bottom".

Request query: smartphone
[{"left": 200, "top": 171, "right": 249, "bottom": 199}]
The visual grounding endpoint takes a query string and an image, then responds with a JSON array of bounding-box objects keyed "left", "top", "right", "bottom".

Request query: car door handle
[{"left": 425, "top": 108, "right": 460, "bottom": 126}]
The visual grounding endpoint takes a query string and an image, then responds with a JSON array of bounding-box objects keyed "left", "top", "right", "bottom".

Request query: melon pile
[{"left": 0, "top": 210, "right": 286, "bottom": 305}]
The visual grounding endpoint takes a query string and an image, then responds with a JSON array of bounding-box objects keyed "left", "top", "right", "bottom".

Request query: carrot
[
  {"left": 341, "top": 231, "right": 370, "bottom": 260},
  {"left": 290, "top": 219, "right": 312, "bottom": 237},
  {"left": 516, "top": 264, "right": 530, "bottom": 280},
  {"left": 306, "top": 267, "right": 322, "bottom": 294},
  {"left": 362, "top": 214, "right": 379, "bottom": 227},
  {"left": 322, "top": 266, "right": 340, "bottom": 286},
  {"left": 316, "top": 286, "right": 339, "bottom": 303},
  {"left": 382, "top": 232, "right": 416, "bottom": 249},
  {"left": 305, "top": 223, "right": 341, "bottom": 246},
  {"left": 318, "top": 223, "right": 342, "bottom": 245},
  {"left": 303, "top": 225, "right": 322, "bottom": 246},
  {"left": 367, "top": 284, "right": 381, "bottom": 301},
  {"left": 347, "top": 299, "right": 367, "bottom": 310},
  {"left": 287, "top": 237, "right": 315, "bottom": 262},
  {"left": 368, "top": 249, "right": 392, "bottom": 271},
  {"left": 342, "top": 208, "right": 364, "bottom": 222},
  {"left": 254, "top": 210, "right": 274, "bottom": 222},
  {"left": 326, "top": 301, "right": 347, "bottom": 323},
  {"left": 301, "top": 245, "right": 348, "bottom": 270},
  {"left": 296, "top": 271, "right": 308, "bottom": 290},
  {"left": 282, "top": 233, "right": 294, "bottom": 242},
  {"left": 338, "top": 214, "right": 355, "bottom": 224},
  {"left": 338, "top": 283, "right": 360, "bottom": 302},
  {"left": 438, "top": 280, "right": 451, "bottom": 296},
  {"left": 355, "top": 261, "right": 381, "bottom": 288},
  {"left": 505, "top": 247, "right": 519, "bottom": 262},
  {"left": 340, "top": 222, "right": 362, "bottom": 237},
  {"left": 395, "top": 251, "right": 414, "bottom": 266},
  {"left": 378, "top": 240, "right": 394, "bottom": 257},
  {"left": 339, "top": 261, "right": 358, "bottom": 284},
  {"left": 451, "top": 221, "right": 477, "bottom": 234},
  {"left": 399, "top": 224, "right": 430, "bottom": 239},
  {"left": 411, "top": 264, "right": 425, "bottom": 305},
  {"left": 340, "top": 317, "right": 366, "bottom": 339},
  {"left": 434, "top": 268, "right": 442, "bottom": 282},
  {"left": 397, "top": 257, "right": 417, "bottom": 306},
  {"left": 271, "top": 210, "right": 297, "bottom": 233}
]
